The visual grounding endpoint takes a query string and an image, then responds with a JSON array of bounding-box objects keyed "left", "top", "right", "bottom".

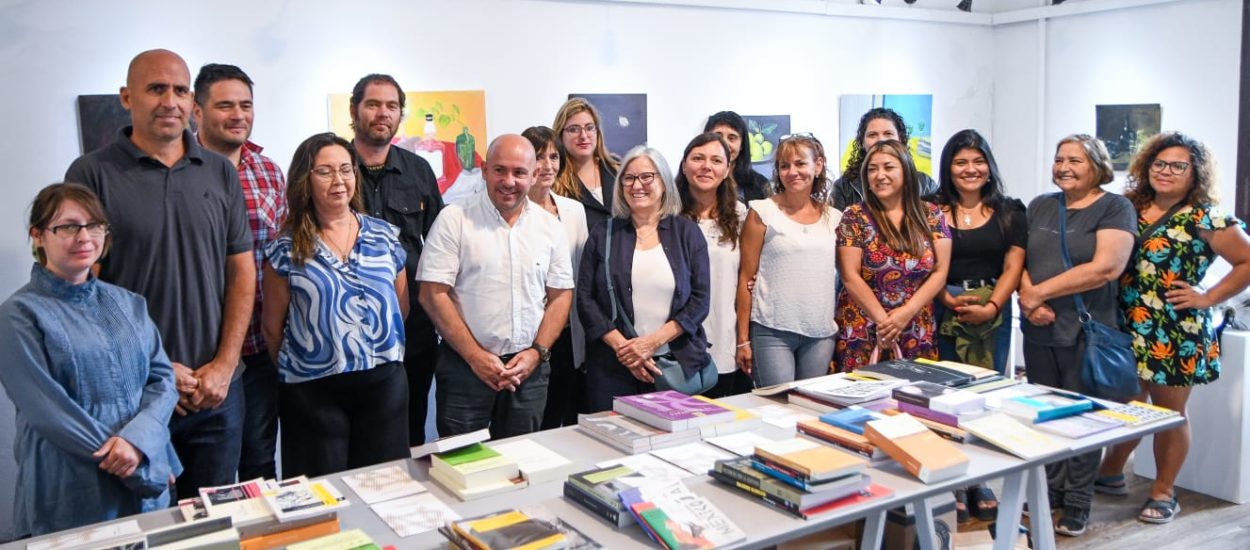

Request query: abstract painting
[
  {"left": 743, "top": 115, "right": 791, "bottom": 181},
  {"left": 77, "top": 94, "right": 130, "bottom": 154},
  {"left": 839, "top": 94, "right": 933, "bottom": 178},
  {"left": 568, "top": 93, "right": 647, "bottom": 161},
  {"left": 329, "top": 90, "right": 487, "bottom": 203},
  {"left": 1096, "top": 104, "right": 1161, "bottom": 170}
]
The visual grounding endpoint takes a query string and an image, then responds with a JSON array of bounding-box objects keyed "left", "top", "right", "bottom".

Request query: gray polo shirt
[{"left": 65, "top": 127, "right": 252, "bottom": 371}]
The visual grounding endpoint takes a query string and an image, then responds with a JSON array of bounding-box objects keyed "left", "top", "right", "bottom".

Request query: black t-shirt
[{"left": 946, "top": 199, "right": 1028, "bottom": 283}]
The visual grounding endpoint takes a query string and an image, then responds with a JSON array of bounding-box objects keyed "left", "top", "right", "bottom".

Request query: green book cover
[
  {"left": 639, "top": 506, "right": 680, "bottom": 550},
  {"left": 435, "top": 443, "right": 500, "bottom": 466}
]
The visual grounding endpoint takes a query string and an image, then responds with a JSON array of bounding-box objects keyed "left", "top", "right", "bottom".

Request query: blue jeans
[
  {"left": 750, "top": 322, "right": 835, "bottom": 388},
  {"left": 238, "top": 353, "right": 278, "bottom": 480},
  {"left": 170, "top": 377, "right": 244, "bottom": 499},
  {"left": 934, "top": 284, "right": 1015, "bottom": 376}
]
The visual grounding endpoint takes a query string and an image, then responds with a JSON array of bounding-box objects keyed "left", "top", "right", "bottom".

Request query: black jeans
[
  {"left": 703, "top": 369, "right": 754, "bottom": 399},
  {"left": 585, "top": 342, "right": 654, "bottom": 413},
  {"left": 434, "top": 343, "right": 550, "bottom": 440},
  {"left": 238, "top": 353, "right": 279, "bottom": 480},
  {"left": 170, "top": 377, "right": 244, "bottom": 499},
  {"left": 279, "top": 362, "right": 409, "bottom": 479},
  {"left": 541, "top": 326, "right": 586, "bottom": 429},
  {"left": 1024, "top": 341, "right": 1100, "bottom": 512}
]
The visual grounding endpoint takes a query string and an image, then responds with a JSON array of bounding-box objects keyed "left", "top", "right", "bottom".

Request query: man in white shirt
[{"left": 417, "top": 134, "right": 574, "bottom": 439}]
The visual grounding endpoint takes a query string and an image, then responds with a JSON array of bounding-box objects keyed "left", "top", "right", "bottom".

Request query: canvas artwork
[
  {"left": 743, "top": 115, "right": 791, "bottom": 181},
  {"left": 329, "top": 90, "right": 487, "bottom": 204},
  {"left": 1096, "top": 104, "right": 1161, "bottom": 170},
  {"left": 838, "top": 94, "right": 933, "bottom": 178},
  {"left": 568, "top": 93, "right": 647, "bottom": 161},
  {"left": 77, "top": 94, "right": 130, "bottom": 154}
]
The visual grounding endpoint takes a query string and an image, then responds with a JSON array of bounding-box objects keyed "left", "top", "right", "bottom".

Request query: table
[{"left": 2, "top": 393, "right": 1184, "bottom": 550}]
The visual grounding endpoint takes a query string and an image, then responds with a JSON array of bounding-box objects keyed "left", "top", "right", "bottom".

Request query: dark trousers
[
  {"left": 541, "top": 326, "right": 587, "bottom": 429},
  {"left": 171, "top": 378, "right": 244, "bottom": 499},
  {"left": 434, "top": 343, "right": 550, "bottom": 440},
  {"left": 703, "top": 369, "right": 754, "bottom": 399},
  {"left": 279, "top": 362, "right": 409, "bottom": 479},
  {"left": 238, "top": 353, "right": 279, "bottom": 480},
  {"left": 1025, "top": 341, "right": 1100, "bottom": 512},
  {"left": 404, "top": 339, "right": 439, "bottom": 446},
  {"left": 585, "top": 342, "right": 654, "bottom": 413}
]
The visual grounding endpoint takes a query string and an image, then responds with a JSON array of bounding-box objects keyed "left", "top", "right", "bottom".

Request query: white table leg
[
  {"left": 1025, "top": 464, "right": 1056, "bottom": 550},
  {"left": 913, "top": 499, "right": 939, "bottom": 550},
  {"left": 993, "top": 471, "right": 1028, "bottom": 550},
  {"left": 861, "top": 509, "right": 886, "bottom": 550}
]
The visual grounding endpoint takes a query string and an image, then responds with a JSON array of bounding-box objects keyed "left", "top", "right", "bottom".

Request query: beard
[{"left": 353, "top": 117, "right": 397, "bottom": 147}]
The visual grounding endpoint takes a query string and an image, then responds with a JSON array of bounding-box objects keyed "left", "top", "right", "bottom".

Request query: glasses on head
[
  {"left": 1150, "top": 159, "right": 1191, "bottom": 175},
  {"left": 562, "top": 124, "right": 597, "bottom": 136},
  {"left": 779, "top": 132, "right": 818, "bottom": 143},
  {"left": 621, "top": 172, "right": 658, "bottom": 186},
  {"left": 312, "top": 165, "right": 356, "bottom": 181},
  {"left": 47, "top": 222, "right": 109, "bottom": 238}
]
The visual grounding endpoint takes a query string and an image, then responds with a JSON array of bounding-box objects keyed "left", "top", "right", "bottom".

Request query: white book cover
[
  {"left": 595, "top": 453, "right": 691, "bottom": 486},
  {"left": 756, "top": 436, "right": 822, "bottom": 456},
  {"left": 197, "top": 478, "right": 272, "bottom": 522},
  {"left": 262, "top": 477, "right": 349, "bottom": 522},
  {"left": 410, "top": 427, "right": 491, "bottom": 459},
  {"left": 748, "top": 404, "right": 816, "bottom": 431},
  {"left": 26, "top": 520, "right": 142, "bottom": 550},
  {"left": 865, "top": 414, "right": 931, "bottom": 440},
  {"left": 961, "top": 413, "right": 1068, "bottom": 459},
  {"left": 490, "top": 439, "right": 577, "bottom": 484},
  {"left": 341, "top": 464, "right": 427, "bottom": 505},
  {"left": 649, "top": 442, "right": 735, "bottom": 476},
  {"left": 626, "top": 482, "right": 746, "bottom": 547},
  {"left": 705, "top": 431, "right": 780, "bottom": 456},
  {"left": 370, "top": 492, "right": 459, "bottom": 537},
  {"left": 929, "top": 390, "right": 987, "bottom": 415}
]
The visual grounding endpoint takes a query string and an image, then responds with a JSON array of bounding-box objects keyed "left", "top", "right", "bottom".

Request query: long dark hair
[
  {"left": 934, "top": 129, "right": 1013, "bottom": 236},
  {"left": 843, "top": 108, "right": 910, "bottom": 186},
  {"left": 284, "top": 133, "right": 364, "bottom": 266},
  {"left": 703, "top": 111, "right": 757, "bottom": 195},
  {"left": 860, "top": 140, "right": 932, "bottom": 257},
  {"left": 677, "top": 132, "right": 740, "bottom": 248},
  {"left": 1124, "top": 131, "right": 1218, "bottom": 212}
]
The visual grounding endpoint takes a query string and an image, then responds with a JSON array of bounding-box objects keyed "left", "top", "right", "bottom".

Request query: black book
[{"left": 859, "top": 359, "right": 973, "bottom": 387}]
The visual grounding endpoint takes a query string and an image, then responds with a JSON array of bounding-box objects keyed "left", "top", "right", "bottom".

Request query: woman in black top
[
  {"left": 552, "top": 98, "right": 620, "bottom": 234},
  {"left": 704, "top": 111, "right": 770, "bottom": 202}
]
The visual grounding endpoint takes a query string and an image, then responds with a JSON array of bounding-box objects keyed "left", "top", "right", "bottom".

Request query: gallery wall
[{"left": 0, "top": 0, "right": 1238, "bottom": 539}]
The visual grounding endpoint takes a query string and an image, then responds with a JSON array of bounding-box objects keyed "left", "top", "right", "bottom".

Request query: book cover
[
  {"left": 369, "top": 492, "right": 458, "bottom": 538},
  {"left": 451, "top": 509, "right": 566, "bottom": 550},
  {"left": 613, "top": 390, "right": 737, "bottom": 431},
  {"left": 1034, "top": 411, "right": 1125, "bottom": 438},
  {"left": 961, "top": 413, "right": 1068, "bottom": 459},
  {"left": 795, "top": 419, "right": 886, "bottom": 461},
  {"left": 694, "top": 396, "right": 764, "bottom": 436},
  {"left": 618, "top": 482, "right": 746, "bottom": 549},
  {"left": 285, "top": 529, "right": 376, "bottom": 550},
  {"left": 340, "top": 464, "right": 426, "bottom": 505},
  {"left": 819, "top": 406, "right": 884, "bottom": 436},
  {"left": 1096, "top": 400, "right": 1180, "bottom": 426},
  {"left": 1002, "top": 394, "right": 1093, "bottom": 423},
  {"left": 864, "top": 413, "right": 969, "bottom": 483},
  {"left": 262, "top": 478, "right": 349, "bottom": 522},
  {"left": 649, "top": 442, "right": 735, "bottom": 476},
  {"left": 794, "top": 375, "right": 906, "bottom": 406},
  {"left": 857, "top": 359, "right": 974, "bottom": 386},
  {"left": 409, "top": 427, "right": 491, "bottom": 459},
  {"left": 891, "top": 381, "right": 953, "bottom": 408},
  {"left": 430, "top": 444, "right": 519, "bottom": 488},
  {"left": 490, "top": 439, "right": 577, "bottom": 485},
  {"left": 705, "top": 431, "right": 781, "bottom": 457},
  {"left": 754, "top": 437, "right": 867, "bottom": 481}
]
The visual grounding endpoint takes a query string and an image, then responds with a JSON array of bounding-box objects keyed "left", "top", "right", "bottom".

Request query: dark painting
[
  {"left": 568, "top": 93, "right": 647, "bottom": 161},
  {"left": 1096, "top": 104, "right": 1162, "bottom": 170},
  {"left": 77, "top": 94, "right": 130, "bottom": 154}
]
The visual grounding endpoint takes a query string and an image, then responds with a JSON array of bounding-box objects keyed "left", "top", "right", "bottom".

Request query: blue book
[
  {"left": 819, "top": 406, "right": 884, "bottom": 436},
  {"left": 1002, "top": 395, "right": 1093, "bottom": 423}
]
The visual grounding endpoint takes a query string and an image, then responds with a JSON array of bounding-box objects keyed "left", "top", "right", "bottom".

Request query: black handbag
[
  {"left": 1054, "top": 193, "right": 1140, "bottom": 399},
  {"left": 604, "top": 218, "right": 717, "bottom": 395}
]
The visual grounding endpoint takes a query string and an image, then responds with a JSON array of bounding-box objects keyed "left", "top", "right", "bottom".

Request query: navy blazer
[{"left": 577, "top": 215, "right": 712, "bottom": 376}]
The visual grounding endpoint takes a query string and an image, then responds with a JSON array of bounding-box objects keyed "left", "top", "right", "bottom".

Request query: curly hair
[
  {"left": 677, "top": 132, "right": 740, "bottom": 248},
  {"left": 1123, "top": 131, "right": 1219, "bottom": 211},
  {"left": 842, "top": 108, "right": 910, "bottom": 185}
]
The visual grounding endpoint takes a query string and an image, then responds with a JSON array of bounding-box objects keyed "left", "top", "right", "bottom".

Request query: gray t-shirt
[
  {"left": 65, "top": 128, "right": 252, "bottom": 371},
  {"left": 1022, "top": 192, "right": 1137, "bottom": 346}
]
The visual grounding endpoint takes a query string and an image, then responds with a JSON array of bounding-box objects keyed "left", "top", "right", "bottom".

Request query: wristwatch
[{"left": 529, "top": 343, "right": 552, "bottom": 363}]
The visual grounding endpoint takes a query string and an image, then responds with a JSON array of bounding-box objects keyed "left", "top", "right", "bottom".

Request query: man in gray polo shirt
[{"left": 65, "top": 49, "right": 255, "bottom": 499}]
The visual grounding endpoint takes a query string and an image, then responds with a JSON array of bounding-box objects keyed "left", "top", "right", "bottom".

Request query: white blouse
[
  {"left": 631, "top": 244, "right": 675, "bottom": 356},
  {"left": 699, "top": 202, "right": 748, "bottom": 374},
  {"left": 749, "top": 198, "right": 841, "bottom": 339}
]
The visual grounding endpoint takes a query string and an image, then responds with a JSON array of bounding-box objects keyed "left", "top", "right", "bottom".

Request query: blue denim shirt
[
  {"left": 0, "top": 264, "right": 181, "bottom": 537},
  {"left": 577, "top": 215, "right": 712, "bottom": 375}
]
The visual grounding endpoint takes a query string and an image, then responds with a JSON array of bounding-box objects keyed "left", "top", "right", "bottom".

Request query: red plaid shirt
[{"left": 237, "top": 141, "right": 287, "bottom": 356}]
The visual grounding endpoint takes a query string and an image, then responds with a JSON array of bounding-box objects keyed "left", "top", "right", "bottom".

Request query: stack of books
[
  {"left": 787, "top": 374, "right": 906, "bottom": 413},
  {"left": 563, "top": 455, "right": 689, "bottom": 527},
  {"left": 891, "top": 381, "right": 988, "bottom": 428},
  {"left": 441, "top": 506, "right": 603, "bottom": 549},
  {"left": 490, "top": 439, "right": 578, "bottom": 485},
  {"left": 182, "top": 478, "right": 346, "bottom": 549},
  {"left": 429, "top": 443, "right": 527, "bottom": 501},
  {"left": 856, "top": 359, "right": 976, "bottom": 387},
  {"left": 864, "top": 413, "right": 970, "bottom": 483},
  {"left": 612, "top": 390, "right": 738, "bottom": 431},
  {"left": 619, "top": 481, "right": 746, "bottom": 549},
  {"left": 795, "top": 417, "right": 889, "bottom": 462},
  {"left": 999, "top": 393, "right": 1093, "bottom": 423},
  {"left": 577, "top": 411, "right": 701, "bottom": 454},
  {"left": 693, "top": 396, "right": 764, "bottom": 436}
]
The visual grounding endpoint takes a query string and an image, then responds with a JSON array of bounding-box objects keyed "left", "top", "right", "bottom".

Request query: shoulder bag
[{"left": 604, "top": 218, "right": 718, "bottom": 395}]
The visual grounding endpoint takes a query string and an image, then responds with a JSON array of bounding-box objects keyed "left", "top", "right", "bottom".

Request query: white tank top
[
  {"left": 631, "top": 244, "right": 675, "bottom": 355},
  {"left": 749, "top": 198, "right": 841, "bottom": 338}
]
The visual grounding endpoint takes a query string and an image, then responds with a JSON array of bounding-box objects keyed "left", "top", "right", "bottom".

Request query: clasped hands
[
  {"left": 468, "top": 348, "right": 541, "bottom": 392},
  {"left": 92, "top": 436, "right": 143, "bottom": 480},
  {"left": 616, "top": 335, "right": 662, "bottom": 384},
  {"left": 173, "top": 358, "right": 234, "bottom": 416},
  {"left": 874, "top": 305, "right": 918, "bottom": 349},
  {"left": 947, "top": 294, "right": 998, "bottom": 325}
]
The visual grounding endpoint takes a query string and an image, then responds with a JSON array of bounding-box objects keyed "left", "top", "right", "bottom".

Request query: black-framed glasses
[
  {"left": 1150, "top": 159, "right": 1191, "bottom": 175},
  {"left": 621, "top": 172, "right": 658, "bottom": 185},
  {"left": 312, "top": 165, "right": 356, "bottom": 181},
  {"left": 562, "top": 124, "right": 597, "bottom": 136},
  {"left": 47, "top": 222, "right": 109, "bottom": 238}
]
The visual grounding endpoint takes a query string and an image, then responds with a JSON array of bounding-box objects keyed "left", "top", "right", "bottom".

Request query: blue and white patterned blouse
[{"left": 266, "top": 213, "right": 407, "bottom": 383}]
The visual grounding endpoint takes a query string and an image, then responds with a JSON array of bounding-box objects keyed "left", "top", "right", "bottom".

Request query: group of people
[{"left": 3, "top": 47, "right": 1249, "bottom": 540}]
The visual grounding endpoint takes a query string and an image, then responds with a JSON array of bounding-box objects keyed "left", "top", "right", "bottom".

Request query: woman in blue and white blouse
[{"left": 263, "top": 133, "right": 410, "bottom": 478}]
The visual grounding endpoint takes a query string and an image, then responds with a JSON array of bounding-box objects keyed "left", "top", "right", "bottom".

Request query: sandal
[
  {"left": 1094, "top": 474, "right": 1129, "bottom": 496},
  {"left": 968, "top": 485, "right": 999, "bottom": 521},
  {"left": 1138, "top": 496, "right": 1180, "bottom": 524},
  {"left": 954, "top": 488, "right": 970, "bottom": 523}
]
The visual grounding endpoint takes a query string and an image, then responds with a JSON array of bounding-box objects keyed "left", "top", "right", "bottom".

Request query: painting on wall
[
  {"left": 329, "top": 90, "right": 487, "bottom": 204},
  {"left": 568, "top": 93, "right": 647, "bottom": 161},
  {"left": 1096, "top": 104, "right": 1161, "bottom": 170},
  {"left": 838, "top": 94, "right": 933, "bottom": 178},
  {"left": 77, "top": 94, "right": 130, "bottom": 154},
  {"left": 743, "top": 115, "right": 791, "bottom": 181}
]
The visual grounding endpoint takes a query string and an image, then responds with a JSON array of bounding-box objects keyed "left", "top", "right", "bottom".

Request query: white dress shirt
[
  {"left": 550, "top": 192, "right": 590, "bottom": 367},
  {"left": 418, "top": 192, "right": 574, "bottom": 355}
]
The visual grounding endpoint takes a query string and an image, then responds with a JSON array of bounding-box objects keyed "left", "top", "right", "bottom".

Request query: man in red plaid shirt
[{"left": 193, "top": 63, "right": 286, "bottom": 480}]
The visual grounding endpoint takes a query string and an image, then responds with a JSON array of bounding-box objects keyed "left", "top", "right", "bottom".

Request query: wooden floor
[{"left": 955, "top": 458, "right": 1250, "bottom": 549}]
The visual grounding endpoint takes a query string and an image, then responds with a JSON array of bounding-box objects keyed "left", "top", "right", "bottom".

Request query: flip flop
[
  {"left": 1138, "top": 496, "right": 1180, "bottom": 524},
  {"left": 968, "top": 486, "right": 999, "bottom": 521},
  {"left": 954, "top": 488, "right": 970, "bottom": 523},
  {"left": 1094, "top": 474, "right": 1129, "bottom": 496}
]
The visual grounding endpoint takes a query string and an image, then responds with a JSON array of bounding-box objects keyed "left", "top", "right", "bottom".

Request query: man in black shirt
[{"left": 348, "top": 73, "right": 445, "bottom": 445}]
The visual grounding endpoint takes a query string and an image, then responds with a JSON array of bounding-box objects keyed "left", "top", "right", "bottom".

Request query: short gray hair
[
  {"left": 612, "top": 145, "right": 683, "bottom": 219},
  {"left": 1056, "top": 134, "right": 1115, "bottom": 186}
]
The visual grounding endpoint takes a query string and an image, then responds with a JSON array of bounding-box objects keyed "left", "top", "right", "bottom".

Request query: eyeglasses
[
  {"left": 621, "top": 172, "right": 658, "bottom": 186},
  {"left": 47, "top": 222, "right": 109, "bottom": 238},
  {"left": 779, "top": 132, "right": 819, "bottom": 143},
  {"left": 1150, "top": 159, "right": 1191, "bottom": 175},
  {"left": 312, "top": 165, "right": 356, "bottom": 181},
  {"left": 562, "top": 124, "right": 597, "bottom": 136}
]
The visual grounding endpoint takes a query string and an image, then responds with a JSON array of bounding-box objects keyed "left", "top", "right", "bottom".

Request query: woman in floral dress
[
  {"left": 1097, "top": 132, "right": 1250, "bottom": 524},
  {"left": 835, "top": 140, "right": 951, "bottom": 371}
]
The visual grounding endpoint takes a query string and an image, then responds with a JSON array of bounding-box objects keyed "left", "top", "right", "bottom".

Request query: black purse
[
  {"left": 1054, "top": 193, "right": 1139, "bottom": 399},
  {"left": 604, "top": 218, "right": 717, "bottom": 395}
]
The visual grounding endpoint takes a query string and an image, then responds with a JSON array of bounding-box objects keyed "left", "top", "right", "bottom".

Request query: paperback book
[
  {"left": 577, "top": 411, "right": 700, "bottom": 454},
  {"left": 753, "top": 437, "right": 868, "bottom": 482},
  {"left": 262, "top": 477, "right": 349, "bottom": 522},
  {"left": 961, "top": 413, "right": 1068, "bottom": 460},
  {"left": 1034, "top": 411, "right": 1126, "bottom": 438},
  {"left": 864, "top": 413, "right": 969, "bottom": 483},
  {"left": 617, "top": 481, "right": 746, "bottom": 549},
  {"left": 613, "top": 390, "right": 738, "bottom": 431},
  {"left": 442, "top": 505, "right": 603, "bottom": 550}
]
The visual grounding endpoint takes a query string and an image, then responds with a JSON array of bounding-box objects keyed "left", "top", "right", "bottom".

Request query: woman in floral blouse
[{"left": 1097, "top": 132, "right": 1250, "bottom": 524}]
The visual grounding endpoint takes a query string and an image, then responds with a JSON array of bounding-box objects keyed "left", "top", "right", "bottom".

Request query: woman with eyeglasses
[
  {"left": 0, "top": 183, "right": 181, "bottom": 536},
  {"left": 1019, "top": 134, "right": 1136, "bottom": 537},
  {"left": 577, "top": 146, "right": 711, "bottom": 412},
  {"left": 736, "top": 134, "right": 841, "bottom": 387},
  {"left": 834, "top": 140, "right": 951, "bottom": 372},
  {"left": 704, "top": 111, "right": 771, "bottom": 202},
  {"left": 1095, "top": 132, "right": 1250, "bottom": 525},
  {"left": 262, "top": 133, "right": 410, "bottom": 478},
  {"left": 552, "top": 98, "right": 621, "bottom": 235}
]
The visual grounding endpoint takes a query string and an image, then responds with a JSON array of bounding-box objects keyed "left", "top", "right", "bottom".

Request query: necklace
[
  {"left": 322, "top": 217, "right": 358, "bottom": 262},
  {"left": 956, "top": 203, "right": 981, "bottom": 226}
]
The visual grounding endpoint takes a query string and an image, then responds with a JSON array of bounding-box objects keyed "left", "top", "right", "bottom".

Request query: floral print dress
[
  {"left": 1120, "top": 204, "right": 1244, "bottom": 386},
  {"left": 834, "top": 202, "right": 951, "bottom": 371}
]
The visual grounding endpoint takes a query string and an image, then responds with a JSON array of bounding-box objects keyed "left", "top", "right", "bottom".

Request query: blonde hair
[{"left": 551, "top": 98, "right": 620, "bottom": 199}]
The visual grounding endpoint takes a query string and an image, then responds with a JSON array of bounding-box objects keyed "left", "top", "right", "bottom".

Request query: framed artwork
[
  {"left": 838, "top": 94, "right": 933, "bottom": 178},
  {"left": 1095, "top": 104, "right": 1162, "bottom": 170},
  {"left": 568, "top": 93, "right": 647, "bottom": 161},
  {"left": 743, "top": 115, "right": 791, "bottom": 181},
  {"left": 77, "top": 94, "right": 129, "bottom": 154}
]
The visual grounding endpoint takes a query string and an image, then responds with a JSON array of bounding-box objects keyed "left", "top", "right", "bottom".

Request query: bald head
[
  {"left": 126, "top": 49, "right": 190, "bottom": 88},
  {"left": 486, "top": 134, "right": 537, "bottom": 166},
  {"left": 484, "top": 134, "right": 537, "bottom": 220},
  {"left": 120, "top": 49, "right": 193, "bottom": 151}
]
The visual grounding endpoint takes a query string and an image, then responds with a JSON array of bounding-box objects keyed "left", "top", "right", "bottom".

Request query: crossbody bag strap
[
  {"left": 1054, "top": 192, "right": 1092, "bottom": 321},
  {"left": 603, "top": 218, "right": 639, "bottom": 338},
  {"left": 1136, "top": 201, "right": 1187, "bottom": 249}
]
